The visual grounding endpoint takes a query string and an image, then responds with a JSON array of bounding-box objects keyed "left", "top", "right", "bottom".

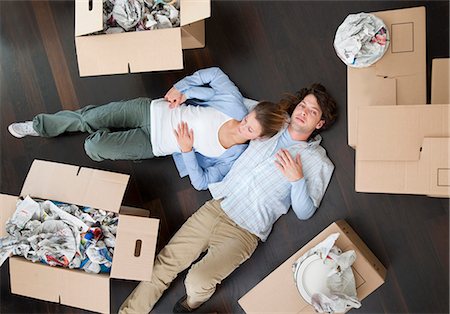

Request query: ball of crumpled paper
[{"left": 334, "top": 12, "right": 390, "bottom": 68}]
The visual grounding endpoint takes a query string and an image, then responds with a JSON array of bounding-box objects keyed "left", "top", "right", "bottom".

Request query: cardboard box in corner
[
  {"left": 75, "top": 0, "right": 211, "bottom": 76},
  {"left": 0, "top": 160, "right": 160, "bottom": 313},
  {"left": 238, "top": 220, "right": 386, "bottom": 313}
]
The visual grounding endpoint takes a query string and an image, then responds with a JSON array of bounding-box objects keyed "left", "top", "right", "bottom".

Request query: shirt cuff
[{"left": 290, "top": 177, "right": 306, "bottom": 186}]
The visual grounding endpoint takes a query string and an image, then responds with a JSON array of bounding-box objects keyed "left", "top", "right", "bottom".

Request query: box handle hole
[
  {"left": 134, "top": 239, "right": 142, "bottom": 257},
  {"left": 89, "top": 0, "right": 93, "bottom": 11}
]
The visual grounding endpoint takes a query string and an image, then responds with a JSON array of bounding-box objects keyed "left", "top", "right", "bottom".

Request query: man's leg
[
  {"left": 33, "top": 97, "right": 151, "bottom": 137},
  {"left": 183, "top": 205, "right": 259, "bottom": 309},
  {"left": 119, "top": 200, "right": 224, "bottom": 314}
]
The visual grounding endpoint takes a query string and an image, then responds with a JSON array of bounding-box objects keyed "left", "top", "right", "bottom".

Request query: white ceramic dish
[{"left": 294, "top": 254, "right": 335, "bottom": 304}]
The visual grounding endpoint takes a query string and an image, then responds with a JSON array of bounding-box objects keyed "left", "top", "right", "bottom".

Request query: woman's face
[{"left": 238, "top": 111, "right": 263, "bottom": 140}]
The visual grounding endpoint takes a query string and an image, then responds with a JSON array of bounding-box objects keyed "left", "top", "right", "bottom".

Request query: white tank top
[{"left": 150, "top": 99, "right": 232, "bottom": 157}]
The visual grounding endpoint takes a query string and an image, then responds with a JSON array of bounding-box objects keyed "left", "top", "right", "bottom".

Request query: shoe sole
[{"left": 8, "top": 124, "right": 26, "bottom": 138}]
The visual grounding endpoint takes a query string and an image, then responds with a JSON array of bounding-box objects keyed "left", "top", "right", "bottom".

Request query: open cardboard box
[
  {"left": 238, "top": 220, "right": 386, "bottom": 313},
  {"left": 355, "top": 105, "right": 450, "bottom": 197},
  {"left": 347, "top": 6, "right": 426, "bottom": 148},
  {"left": 0, "top": 160, "right": 160, "bottom": 313},
  {"left": 75, "top": 0, "right": 210, "bottom": 76}
]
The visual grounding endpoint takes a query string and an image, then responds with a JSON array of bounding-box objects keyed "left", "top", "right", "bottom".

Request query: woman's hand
[
  {"left": 164, "top": 87, "right": 187, "bottom": 109},
  {"left": 174, "top": 122, "right": 194, "bottom": 153},
  {"left": 275, "top": 149, "right": 303, "bottom": 182}
]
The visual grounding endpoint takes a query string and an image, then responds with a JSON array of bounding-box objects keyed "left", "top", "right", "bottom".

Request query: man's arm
[
  {"left": 275, "top": 149, "right": 317, "bottom": 220},
  {"left": 290, "top": 179, "right": 317, "bottom": 219}
]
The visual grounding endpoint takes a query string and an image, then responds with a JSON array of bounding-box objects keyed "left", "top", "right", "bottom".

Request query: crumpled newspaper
[
  {"left": 292, "top": 233, "right": 361, "bottom": 313},
  {"left": 0, "top": 196, "right": 117, "bottom": 274},
  {"left": 99, "top": 0, "right": 180, "bottom": 34},
  {"left": 334, "top": 12, "right": 389, "bottom": 67}
]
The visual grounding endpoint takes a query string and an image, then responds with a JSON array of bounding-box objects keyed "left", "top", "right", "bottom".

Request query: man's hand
[
  {"left": 275, "top": 149, "right": 304, "bottom": 182},
  {"left": 164, "top": 87, "right": 187, "bottom": 109},
  {"left": 174, "top": 122, "right": 194, "bottom": 153}
]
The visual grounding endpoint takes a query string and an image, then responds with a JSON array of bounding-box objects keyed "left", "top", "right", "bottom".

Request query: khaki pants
[{"left": 119, "top": 199, "right": 259, "bottom": 313}]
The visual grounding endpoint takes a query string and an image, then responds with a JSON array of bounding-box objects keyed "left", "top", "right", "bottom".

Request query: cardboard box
[
  {"left": 75, "top": 0, "right": 210, "bottom": 76},
  {"left": 238, "top": 220, "right": 386, "bottom": 313},
  {"left": 0, "top": 160, "right": 160, "bottom": 313},
  {"left": 431, "top": 58, "right": 450, "bottom": 104},
  {"left": 355, "top": 105, "right": 450, "bottom": 197},
  {"left": 347, "top": 7, "right": 426, "bottom": 148}
]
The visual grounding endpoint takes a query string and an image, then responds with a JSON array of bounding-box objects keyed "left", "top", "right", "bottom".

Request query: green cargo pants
[{"left": 33, "top": 98, "right": 154, "bottom": 161}]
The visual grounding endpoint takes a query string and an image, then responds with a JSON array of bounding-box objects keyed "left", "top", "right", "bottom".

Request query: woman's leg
[
  {"left": 84, "top": 128, "right": 154, "bottom": 161},
  {"left": 33, "top": 98, "right": 151, "bottom": 137}
]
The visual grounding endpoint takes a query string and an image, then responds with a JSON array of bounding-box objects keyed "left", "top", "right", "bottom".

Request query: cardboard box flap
[
  {"left": 75, "top": 0, "right": 103, "bottom": 37},
  {"left": 356, "top": 105, "right": 450, "bottom": 161},
  {"left": 9, "top": 257, "right": 62, "bottom": 303},
  {"left": 180, "top": 0, "right": 211, "bottom": 26},
  {"left": 61, "top": 270, "right": 110, "bottom": 313},
  {"left": 111, "top": 215, "right": 159, "bottom": 281},
  {"left": 20, "top": 160, "right": 129, "bottom": 212},
  {"left": 76, "top": 29, "right": 183, "bottom": 76},
  {"left": 181, "top": 20, "right": 205, "bottom": 49},
  {"left": 0, "top": 194, "right": 19, "bottom": 237},
  {"left": 431, "top": 58, "right": 450, "bottom": 104}
]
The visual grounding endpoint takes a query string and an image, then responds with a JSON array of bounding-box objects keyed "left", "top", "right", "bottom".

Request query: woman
[{"left": 8, "top": 67, "right": 288, "bottom": 190}]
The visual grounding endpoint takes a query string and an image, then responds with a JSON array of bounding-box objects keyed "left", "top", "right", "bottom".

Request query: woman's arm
[
  {"left": 181, "top": 152, "right": 231, "bottom": 190},
  {"left": 173, "top": 67, "right": 241, "bottom": 99}
]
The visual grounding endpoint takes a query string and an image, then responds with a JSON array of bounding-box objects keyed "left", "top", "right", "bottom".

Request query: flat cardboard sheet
[
  {"left": 238, "top": 220, "right": 386, "bottom": 313},
  {"left": 431, "top": 58, "right": 450, "bottom": 104},
  {"left": 347, "top": 6, "right": 426, "bottom": 148},
  {"left": 356, "top": 137, "right": 450, "bottom": 196},
  {"left": 356, "top": 105, "right": 450, "bottom": 161},
  {"left": 355, "top": 105, "right": 450, "bottom": 196},
  {"left": 20, "top": 159, "right": 129, "bottom": 212}
]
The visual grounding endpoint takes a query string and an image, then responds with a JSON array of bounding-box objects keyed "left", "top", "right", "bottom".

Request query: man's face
[{"left": 290, "top": 94, "right": 325, "bottom": 134}]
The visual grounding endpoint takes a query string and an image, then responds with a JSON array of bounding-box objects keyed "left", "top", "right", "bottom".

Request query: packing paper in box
[{"left": 334, "top": 12, "right": 389, "bottom": 67}]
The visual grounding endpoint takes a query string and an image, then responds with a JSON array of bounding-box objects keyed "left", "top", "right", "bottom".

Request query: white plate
[{"left": 294, "top": 254, "right": 334, "bottom": 304}]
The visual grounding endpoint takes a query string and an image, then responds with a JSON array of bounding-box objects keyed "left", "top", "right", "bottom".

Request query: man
[{"left": 119, "top": 83, "right": 338, "bottom": 313}]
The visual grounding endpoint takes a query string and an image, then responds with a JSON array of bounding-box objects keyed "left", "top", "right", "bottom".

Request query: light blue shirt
[
  {"left": 171, "top": 67, "right": 249, "bottom": 190},
  {"left": 209, "top": 128, "right": 334, "bottom": 241}
]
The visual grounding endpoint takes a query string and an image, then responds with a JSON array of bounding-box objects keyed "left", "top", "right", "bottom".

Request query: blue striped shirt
[{"left": 209, "top": 128, "right": 334, "bottom": 241}]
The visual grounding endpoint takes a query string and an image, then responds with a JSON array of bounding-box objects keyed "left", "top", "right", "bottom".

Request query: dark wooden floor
[{"left": 1, "top": 1, "right": 449, "bottom": 313}]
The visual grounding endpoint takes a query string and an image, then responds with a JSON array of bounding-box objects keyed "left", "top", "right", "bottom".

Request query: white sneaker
[{"left": 8, "top": 121, "right": 39, "bottom": 138}]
